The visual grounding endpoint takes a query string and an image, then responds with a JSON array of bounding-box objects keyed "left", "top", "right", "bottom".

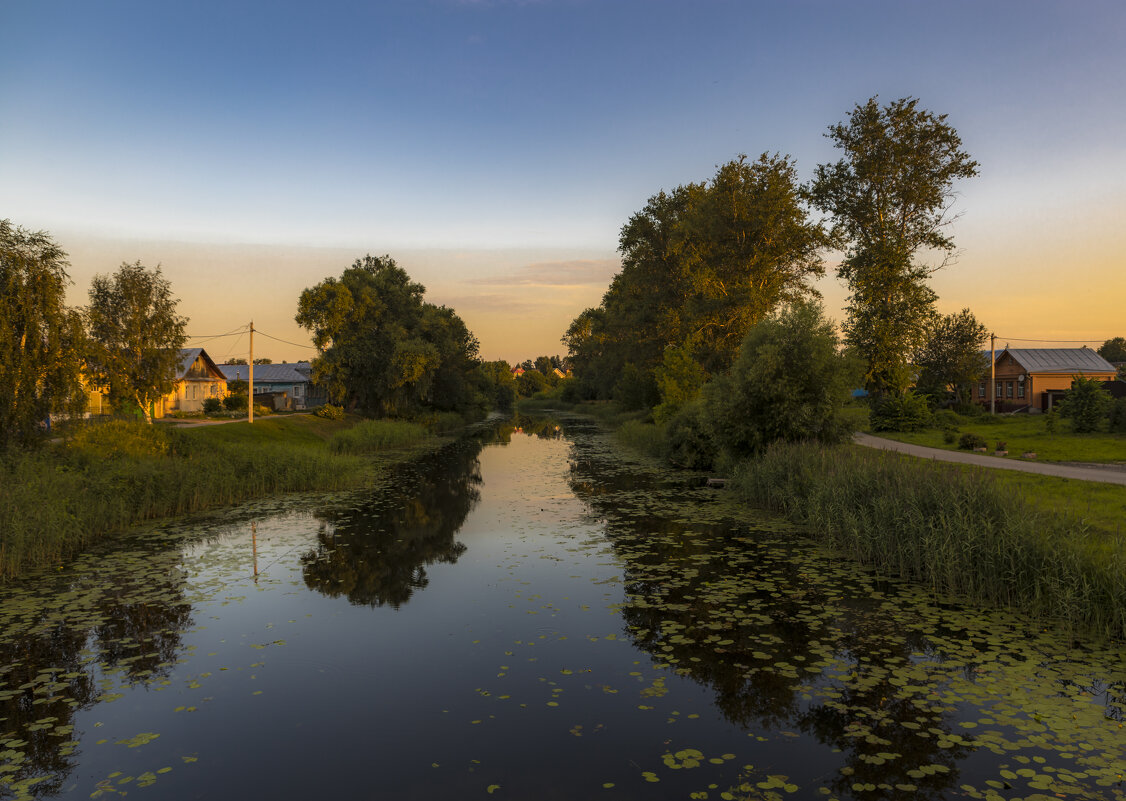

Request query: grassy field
[
  {"left": 0, "top": 415, "right": 445, "bottom": 581},
  {"left": 869, "top": 411, "right": 1126, "bottom": 463}
]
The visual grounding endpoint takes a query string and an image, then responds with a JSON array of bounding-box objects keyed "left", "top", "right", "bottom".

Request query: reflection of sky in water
[{"left": 0, "top": 420, "right": 1124, "bottom": 801}]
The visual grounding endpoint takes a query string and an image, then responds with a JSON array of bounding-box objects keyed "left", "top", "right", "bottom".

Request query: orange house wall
[{"left": 980, "top": 353, "right": 1115, "bottom": 411}]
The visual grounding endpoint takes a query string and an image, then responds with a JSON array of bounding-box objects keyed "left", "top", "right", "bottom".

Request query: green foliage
[
  {"left": 1045, "top": 407, "right": 1059, "bottom": 434},
  {"left": 295, "top": 255, "right": 481, "bottom": 417},
  {"left": 932, "top": 409, "right": 960, "bottom": 431},
  {"left": 729, "top": 442, "right": 1126, "bottom": 638},
  {"left": 202, "top": 397, "right": 223, "bottom": 414},
  {"left": 85, "top": 261, "right": 188, "bottom": 424},
  {"left": 477, "top": 360, "right": 516, "bottom": 411},
  {"left": 614, "top": 420, "right": 666, "bottom": 459},
  {"left": 702, "top": 301, "right": 855, "bottom": 459},
  {"left": 68, "top": 420, "right": 169, "bottom": 461},
  {"left": 995, "top": 441, "right": 1007, "bottom": 452},
  {"left": 612, "top": 363, "right": 659, "bottom": 411},
  {"left": 224, "top": 393, "right": 249, "bottom": 412},
  {"left": 315, "top": 403, "right": 344, "bottom": 420},
  {"left": 913, "top": 309, "right": 989, "bottom": 406},
  {"left": 1060, "top": 376, "right": 1112, "bottom": 433},
  {"left": 870, "top": 390, "right": 933, "bottom": 432},
  {"left": 663, "top": 401, "right": 717, "bottom": 470},
  {"left": 1108, "top": 397, "right": 1126, "bottom": 434},
  {"left": 808, "top": 97, "right": 978, "bottom": 396},
  {"left": 653, "top": 344, "right": 706, "bottom": 424},
  {"left": 1097, "top": 337, "right": 1126, "bottom": 364},
  {"left": 942, "top": 429, "right": 957, "bottom": 445},
  {"left": 327, "top": 419, "right": 429, "bottom": 453},
  {"left": 0, "top": 220, "right": 87, "bottom": 450},
  {"left": 420, "top": 411, "right": 467, "bottom": 434},
  {"left": 564, "top": 154, "right": 827, "bottom": 400},
  {"left": 517, "top": 369, "right": 550, "bottom": 397},
  {"left": 958, "top": 433, "right": 987, "bottom": 450}
]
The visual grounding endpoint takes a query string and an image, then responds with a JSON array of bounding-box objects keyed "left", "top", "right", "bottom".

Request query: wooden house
[
  {"left": 158, "top": 348, "right": 227, "bottom": 416},
  {"left": 977, "top": 347, "right": 1119, "bottom": 412}
]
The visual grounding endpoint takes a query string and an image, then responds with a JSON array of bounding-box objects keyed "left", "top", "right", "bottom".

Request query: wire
[
  {"left": 185, "top": 325, "right": 249, "bottom": 345},
  {"left": 994, "top": 336, "right": 1106, "bottom": 344},
  {"left": 253, "top": 328, "right": 318, "bottom": 350},
  {"left": 222, "top": 331, "right": 247, "bottom": 362}
]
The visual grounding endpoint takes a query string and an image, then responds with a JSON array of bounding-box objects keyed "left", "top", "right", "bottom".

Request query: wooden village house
[
  {"left": 978, "top": 347, "right": 1119, "bottom": 413},
  {"left": 157, "top": 348, "right": 228, "bottom": 417}
]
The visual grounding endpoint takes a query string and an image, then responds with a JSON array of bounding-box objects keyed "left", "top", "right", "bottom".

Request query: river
[{"left": 1, "top": 416, "right": 1123, "bottom": 800}]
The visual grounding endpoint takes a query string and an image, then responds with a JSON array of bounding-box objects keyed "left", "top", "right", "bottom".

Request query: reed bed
[
  {"left": 729, "top": 442, "right": 1126, "bottom": 640},
  {"left": 614, "top": 419, "right": 666, "bottom": 459},
  {"left": 328, "top": 419, "right": 431, "bottom": 453},
  {"left": 0, "top": 418, "right": 422, "bottom": 580}
]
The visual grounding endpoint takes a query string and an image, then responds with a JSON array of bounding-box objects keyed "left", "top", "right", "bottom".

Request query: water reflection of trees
[
  {"left": 566, "top": 435, "right": 968, "bottom": 800},
  {"left": 0, "top": 562, "right": 192, "bottom": 799},
  {"left": 301, "top": 436, "right": 486, "bottom": 608}
]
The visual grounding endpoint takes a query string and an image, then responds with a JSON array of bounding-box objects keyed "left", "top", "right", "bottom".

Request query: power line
[
  {"left": 995, "top": 335, "right": 1107, "bottom": 344},
  {"left": 185, "top": 325, "right": 249, "bottom": 345},
  {"left": 253, "top": 328, "right": 318, "bottom": 350}
]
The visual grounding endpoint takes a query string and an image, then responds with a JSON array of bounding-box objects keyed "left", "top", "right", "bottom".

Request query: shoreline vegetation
[
  {"left": 0, "top": 414, "right": 456, "bottom": 581},
  {"left": 521, "top": 396, "right": 1126, "bottom": 641}
]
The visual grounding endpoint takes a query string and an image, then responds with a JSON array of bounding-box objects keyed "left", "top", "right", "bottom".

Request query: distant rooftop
[
  {"left": 1002, "top": 347, "right": 1117, "bottom": 374},
  {"left": 218, "top": 362, "right": 311, "bottom": 383}
]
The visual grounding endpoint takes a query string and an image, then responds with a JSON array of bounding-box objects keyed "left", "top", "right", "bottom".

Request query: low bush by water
[{"left": 729, "top": 441, "right": 1126, "bottom": 639}]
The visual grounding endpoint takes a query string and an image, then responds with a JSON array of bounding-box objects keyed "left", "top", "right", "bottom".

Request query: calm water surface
[{"left": 1, "top": 417, "right": 1124, "bottom": 800}]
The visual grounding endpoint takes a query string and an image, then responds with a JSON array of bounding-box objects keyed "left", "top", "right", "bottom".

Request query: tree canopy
[
  {"left": 565, "top": 154, "right": 827, "bottom": 400},
  {"left": 1097, "top": 337, "right": 1126, "bottom": 364},
  {"left": 0, "top": 220, "right": 87, "bottom": 449},
  {"left": 913, "top": 309, "right": 989, "bottom": 407},
  {"left": 85, "top": 262, "right": 188, "bottom": 423},
  {"left": 808, "top": 97, "right": 978, "bottom": 396},
  {"left": 296, "top": 255, "right": 482, "bottom": 417}
]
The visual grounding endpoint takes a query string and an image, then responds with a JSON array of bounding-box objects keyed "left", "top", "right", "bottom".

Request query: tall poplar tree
[
  {"left": 808, "top": 97, "right": 978, "bottom": 396},
  {"left": 0, "top": 220, "right": 86, "bottom": 449}
]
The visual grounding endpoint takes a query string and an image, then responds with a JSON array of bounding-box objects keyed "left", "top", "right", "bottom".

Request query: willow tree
[
  {"left": 0, "top": 221, "right": 87, "bottom": 449},
  {"left": 808, "top": 97, "right": 979, "bottom": 396}
]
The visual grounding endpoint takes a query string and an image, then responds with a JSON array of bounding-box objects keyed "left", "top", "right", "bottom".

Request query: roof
[
  {"left": 218, "top": 363, "right": 311, "bottom": 383},
  {"left": 1001, "top": 348, "right": 1117, "bottom": 375},
  {"left": 177, "top": 348, "right": 225, "bottom": 380}
]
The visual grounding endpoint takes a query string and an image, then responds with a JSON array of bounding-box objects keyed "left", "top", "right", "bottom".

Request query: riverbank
[
  {"left": 0, "top": 415, "right": 450, "bottom": 581},
  {"left": 524, "top": 399, "right": 1126, "bottom": 639}
]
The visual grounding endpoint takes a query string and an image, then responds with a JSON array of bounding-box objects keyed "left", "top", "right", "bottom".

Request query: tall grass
[
  {"left": 0, "top": 417, "right": 432, "bottom": 580},
  {"left": 328, "top": 419, "right": 430, "bottom": 453},
  {"left": 730, "top": 442, "right": 1126, "bottom": 640},
  {"left": 614, "top": 419, "right": 666, "bottom": 459}
]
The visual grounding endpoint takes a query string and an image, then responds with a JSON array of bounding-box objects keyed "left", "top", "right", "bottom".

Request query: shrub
[
  {"left": 932, "top": 409, "right": 960, "bottom": 431},
  {"left": 252, "top": 404, "right": 271, "bottom": 417},
  {"left": 202, "top": 397, "right": 223, "bottom": 414},
  {"left": 958, "top": 432, "right": 987, "bottom": 450},
  {"left": 663, "top": 401, "right": 717, "bottom": 470},
  {"left": 315, "top": 404, "right": 344, "bottom": 420},
  {"left": 612, "top": 363, "right": 659, "bottom": 411},
  {"left": 1107, "top": 396, "right": 1126, "bottom": 434},
  {"left": 996, "top": 441, "right": 1007, "bottom": 452},
  {"left": 559, "top": 380, "right": 583, "bottom": 403},
  {"left": 653, "top": 345, "right": 706, "bottom": 424},
  {"left": 1045, "top": 407, "right": 1059, "bottom": 434},
  {"left": 68, "top": 420, "right": 169, "bottom": 461},
  {"left": 953, "top": 401, "right": 985, "bottom": 417},
  {"left": 942, "top": 430, "right": 957, "bottom": 445},
  {"left": 1060, "top": 376, "right": 1112, "bottom": 433},
  {"left": 870, "top": 390, "right": 933, "bottom": 432},
  {"left": 224, "top": 393, "right": 248, "bottom": 412}
]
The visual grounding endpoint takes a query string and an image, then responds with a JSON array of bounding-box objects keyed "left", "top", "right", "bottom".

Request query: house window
[
  {"left": 293, "top": 384, "right": 303, "bottom": 397},
  {"left": 996, "top": 382, "right": 1002, "bottom": 399},
  {"left": 1017, "top": 382, "right": 1025, "bottom": 399},
  {"left": 1006, "top": 382, "right": 1014, "bottom": 398},
  {"left": 978, "top": 382, "right": 985, "bottom": 398}
]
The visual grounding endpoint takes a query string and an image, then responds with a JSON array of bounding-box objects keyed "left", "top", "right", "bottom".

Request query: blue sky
[{"left": 2, "top": 0, "right": 1124, "bottom": 361}]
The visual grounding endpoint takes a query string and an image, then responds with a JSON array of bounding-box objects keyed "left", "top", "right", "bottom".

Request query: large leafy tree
[
  {"left": 565, "top": 154, "right": 827, "bottom": 398},
  {"left": 0, "top": 220, "right": 87, "bottom": 449},
  {"left": 808, "top": 97, "right": 979, "bottom": 396},
  {"left": 913, "top": 308, "right": 989, "bottom": 406},
  {"left": 296, "top": 255, "right": 481, "bottom": 417},
  {"left": 1097, "top": 337, "right": 1126, "bottom": 364},
  {"left": 85, "top": 262, "right": 189, "bottom": 424}
]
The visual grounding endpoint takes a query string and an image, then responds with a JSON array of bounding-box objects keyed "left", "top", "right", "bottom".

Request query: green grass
[
  {"left": 614, "top": 419, "right": 666, "bottom": 459},
  {"left": 0, "top": 416, "right": 442, "bottom": 581},
  {"left": 730, "top": 441, "right": 1126, "bottom": 640},
  {"left": 328, "top": 419, "right": 431, "bottom": 453},
  {"left": 869, "top": 411, "right": 1126, "bottom": 463}
]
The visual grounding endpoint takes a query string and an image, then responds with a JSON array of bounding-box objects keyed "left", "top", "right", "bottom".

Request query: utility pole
[
  {"left": 249, "top": 321, "right": 255, "bottom": 424},
  {"left": 990, "top": 332, "right": 996, "bottom": 415}
]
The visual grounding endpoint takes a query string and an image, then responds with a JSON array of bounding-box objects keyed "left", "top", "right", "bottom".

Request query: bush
[
  {"left": 932, "top": 409, "right": 960, "bottom": 431},
  {"left": 953, "top": 402, "right": 984, "bottom": 417},
  {"left": 653, "top": 345, "right": 706, "bottom": 425},
  {"left": 996, "top": 441, "right": 1007, "bottom": 452},
  {"left": 701, "top": 300, "right": 855, "bottom": 459},
  {"left": 224, "top": 393, "right": 248, "bottom": 412},
  {"left": 315, "top": 404, "right": 344, "bottom": 420},
  {"left": 942, "top": 430, "right": 957, "bottom": 445},
  {"left": 612, "top": 363, "right": 659, "bottom": 411},
  {"left": 958, "top": 432, "right": 987, "bottom": 450},
  {"left": 202, "top": 397, "right": 223, "bottom": 414},
  {"left": 663, "top": 401, "right": 717, "bottom": 470},
  {"left": 870, "top": 390, "right": 933, "bottom": 432},
  {"left": 1107, "top": 396, "right": 1126, "bottom": 434},
  {"left": 252, "top": 404, "right": 271, "bottom": 417},
  {"left": 1060, "top": 376, "right": 1112, "bottom": 433},
  {"left": 68, "top": 420, "right": 169, "bottom": 461}
]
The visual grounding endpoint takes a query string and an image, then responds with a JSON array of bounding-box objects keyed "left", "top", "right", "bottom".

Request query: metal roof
[
  {"left": 1001, "top": 348, "right": 1117, "bottom": 374},
  {"left": 177, "top": 348, "right": 224, "bottom": 380},
  {"left": 218, "top": 363, "right": 311, "bottom": 383}
]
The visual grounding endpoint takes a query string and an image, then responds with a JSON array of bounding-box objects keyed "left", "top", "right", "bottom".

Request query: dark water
[{"left": 1, "top": 417, "right": 1124, "bottom": 800}]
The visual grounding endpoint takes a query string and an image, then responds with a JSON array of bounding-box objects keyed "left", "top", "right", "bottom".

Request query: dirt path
[{"left": 854, "top": 432, "right": 1126, "bottom": 487}]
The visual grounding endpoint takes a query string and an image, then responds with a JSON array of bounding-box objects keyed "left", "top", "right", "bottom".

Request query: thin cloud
[{"left": 468, "top": 259, "right": 619, "bottom": 287}]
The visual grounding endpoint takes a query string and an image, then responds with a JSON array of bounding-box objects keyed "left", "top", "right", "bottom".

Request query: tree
[
  {"left": 85, "top": 262, "right": 188, "bottom": 423},
  {"left": 1061, "top": 376, "right": 1111, "bottom": 433},
  {"left": 1097, "top": 337, "right": 1126, "bottom": 364},
  {"left": 808, "top": 97, "right": 979, "bottom": 397},
  {"left": 252, "top": 357, "right": 272, "bottom": 365},
  {"left": 913, "top": 309, "right": 989, "bottom": 407},
  {"left": 0, "top": 221, "right": 87, "bottom": 449},
  {"left": 703, "top": 300, "right": 855, "bottom": 459},
  {"left": 227, "top": 358, "right": 248, "bottom": 365},
  {"left": 296, "top": 255, "right": 481, "bottom": 417}
]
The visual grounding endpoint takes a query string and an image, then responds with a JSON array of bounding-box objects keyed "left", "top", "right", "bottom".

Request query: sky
[{"left": 2, "top": 0, "right": 1124, "bottom": 363}]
